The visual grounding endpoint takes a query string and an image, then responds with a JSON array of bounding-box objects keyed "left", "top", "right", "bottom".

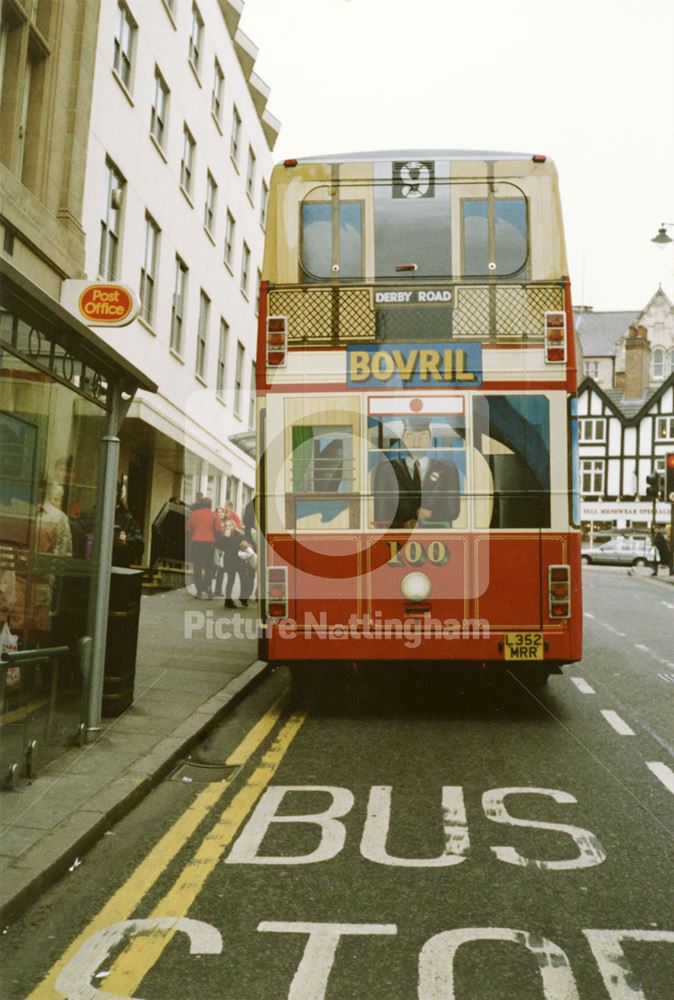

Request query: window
[
  {"left": 150, "top": 66, "right": 169, "bottom": 148},
  {"left": 652, "top": 348, "right": 665, "bottom": 380},
  {"left": 216, "top": 319, "right": 229, "bottom": 401},
  {"left": 140, "top": 214, "right": 160, "bottom": 326},
  {"left": 655, "top": 416, "right": 674, "bottom": 441},
  {"left": 113, "top": 1, "right": 135, "bottom": 90},
  {"left": 224, "top": 210, "right": 236, "bottom": 267},
  {"left": 670, "top": 349, "right": 674, "bottom": 375},
  {"left": 240, "top": 242, "right": 250, "bottom": 296},
  {"left": 204, "top": 171, "right": 217, "bottom": 233},
  {"left": 462, "top": 195, "right": 528, "bottom": 277},
  {"left": 255, "top": 268, "right": 261, "bottom": 315},
  {"left": 301, "top": 201, "right": 363, "bottom": 280},
  {"left": 211, "top": 60, "right": 224, "bottom": 123},
  {"left": 180, "top": 125, "right": 195, "bottom": 196},
  {"left": 246, "top": 146, "right": 256, "bottom": 201},
  {"left": 579, "top": 418, "right": 606, "bottom": 443},
  {"left": 226, "top": 475, "right": 239, "bottom": 506},
  {"left": 196, "top": 290, "right": 210, "bottom": 379},
  {"left": 248, "top": 362, "right": 256, "bottom": 429},
  {"left": 583, "top": 360, "right": 600, "bottom": 379},
  {"left": 188, "top": 4, "right": 203, "bottom": 74},
  {"left": 234, "top": 341, "right": 245, "bottom": 416},
  {"left": 293, "top": 426, "right": 355, "bottom": 494},
  {"left": 581, "top": 459, "right": 604, "bottom": 496},
  {"left": 230, "top": 105, "right": 241, "bottom": 164},
  {"left": 170, "top": 255, "right": 188, "bottom": 355},
  {"left": 260, "top": 179, "right": 269, "bottom": 228},
  {"left": 471, "top": 396, "right": 550, "bottom": 527},
  {"left": 98, "top": 158, "right": 125, "bottom": 280}
]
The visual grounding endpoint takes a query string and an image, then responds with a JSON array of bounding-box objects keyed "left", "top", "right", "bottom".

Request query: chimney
[{"left": 623, "top": 324, "right": 650, "bottom": 400}]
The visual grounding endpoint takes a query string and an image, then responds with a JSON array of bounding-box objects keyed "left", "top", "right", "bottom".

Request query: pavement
[{"left": 0, "top": 585, "right": 266, "bottom": 927}]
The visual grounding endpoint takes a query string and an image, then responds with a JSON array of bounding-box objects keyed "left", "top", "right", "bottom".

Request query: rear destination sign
[
  {"left": 374, "top": 288, "right": 453, "bottom": 305},
  {"left": 347, "top": 342, "right": 482, "bottom": 389}
]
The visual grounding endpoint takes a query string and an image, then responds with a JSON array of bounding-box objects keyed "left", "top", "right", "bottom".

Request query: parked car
[{"left": 581, "top": 535, "right": 652, "bottom": 566}]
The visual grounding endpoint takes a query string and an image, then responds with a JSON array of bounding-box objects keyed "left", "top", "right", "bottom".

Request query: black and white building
[{"left": 576, "top": 288, "right": 674, "bottom": 534}]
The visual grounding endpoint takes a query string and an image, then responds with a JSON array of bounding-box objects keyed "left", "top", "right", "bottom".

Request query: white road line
[
  {"left": 584, "top": 612, "right": 595, "bottom": 619},
  {"left": 570, "top": 677, "right": 596, "bottom": 694},
  {"left": 600, "top": 710, "right": 636, "bottom": 736},
  {"left": 660, "top": 601, "right": 674, "bottom": 610},
  {"left": 601, "top": 623, "right": 626, "bottom": 637},
  {"left": 634, "top": 643, "right": 652, "bottom": 653},
  {"left": 646, "top": 762, "right": 674, "bottom": 796}
]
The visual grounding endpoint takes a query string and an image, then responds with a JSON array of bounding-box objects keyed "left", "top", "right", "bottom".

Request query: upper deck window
[
  {"left": 301, "top": 202, "right": 363, "bottom": 280},
  {"left": 461, "top": 197, "right": 528, "bottom": 277}
]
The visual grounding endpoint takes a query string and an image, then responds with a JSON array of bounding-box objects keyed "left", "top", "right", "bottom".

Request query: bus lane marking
[
  {"left": 646, "top": 762, "right": 674, "bottom": 796},
  {"left": 27, "top": 695, "right": 292, "bottom": 1000},
  {"left": 570, "top": 677, "right": 595, "bottom": 694},
  {"left": 600, "top": 710, "right": 636, "bottom": 736},
  {"left": 98, "top": 710, "right": 306, "bottom": 998}
]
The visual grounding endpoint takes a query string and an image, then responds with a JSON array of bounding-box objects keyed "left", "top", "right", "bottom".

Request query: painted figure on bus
[{"left": 373, "top": 418, "right": 460, "bottom": 529}]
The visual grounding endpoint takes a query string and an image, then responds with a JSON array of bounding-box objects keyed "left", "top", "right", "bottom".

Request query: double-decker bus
[{"left": 256, "top": 150, "right": 581, "bottom": 684}]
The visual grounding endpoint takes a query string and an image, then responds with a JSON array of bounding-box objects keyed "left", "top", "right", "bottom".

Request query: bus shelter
[{"left": 0, "top": 257, "right": 157, "bottom": 787}]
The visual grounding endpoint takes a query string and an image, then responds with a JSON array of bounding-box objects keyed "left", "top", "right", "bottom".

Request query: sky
[{"left": 239, "top": 0, "right": 674, "bottom": 312}]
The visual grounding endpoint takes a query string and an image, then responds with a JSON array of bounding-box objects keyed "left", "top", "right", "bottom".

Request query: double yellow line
[{"left": 29, "top": 696, "right": 305, "bottom": 998}]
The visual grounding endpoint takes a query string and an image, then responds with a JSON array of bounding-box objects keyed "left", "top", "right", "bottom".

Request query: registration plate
[{"left": 504, "top": 632, "right": 543, "bottom": 660}]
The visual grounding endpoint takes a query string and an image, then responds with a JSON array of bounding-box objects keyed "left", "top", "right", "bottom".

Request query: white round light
[{"left": 400, "top": 572, "right": 432, "bottom": 602}]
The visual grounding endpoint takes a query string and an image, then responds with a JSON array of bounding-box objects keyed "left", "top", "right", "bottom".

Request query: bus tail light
[
  {"left": 267, "top": 316, "right": 287, "bottom": 366},
  {"left": 548, "top": 565, "right": 571, "bottom": 618},
  {"left": 266, "top": 566, "right": 288, "bottom": 619},
  {"left": 544, "top": 312, "right": 567, "bottom": 363}
]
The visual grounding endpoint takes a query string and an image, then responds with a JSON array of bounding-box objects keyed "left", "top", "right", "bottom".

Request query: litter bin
[{"left": 103, "top": 567, "right": 143, "bottom": 716}]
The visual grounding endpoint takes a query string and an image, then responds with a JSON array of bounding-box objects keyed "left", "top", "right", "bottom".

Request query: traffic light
[
  {"left": 645, "top": 472, "right": 662, "bottom": 500},
  {"left": 666, "top": 453, "right": 674, "bottom": 502}
]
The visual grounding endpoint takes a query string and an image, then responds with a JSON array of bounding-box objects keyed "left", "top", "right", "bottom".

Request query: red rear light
[
  {"left": 532, "top": 154, "right": 547, "bottom": 163},
  {"left": 548, "top": 565, "right": 571, "bottom": 619},
  {"left": 266, "top": 316, "right": 287, "bottom": 367},
  {"left": 283, "top": 159, "right": 298, "bottom": 168},
  {"left": 544, "top": 311, "right": 567, "bottom": 363}
]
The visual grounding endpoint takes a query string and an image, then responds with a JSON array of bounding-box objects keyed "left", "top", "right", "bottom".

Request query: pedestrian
[
  {"left": 651, "top": 529, "right": 672, "bottom": 577},
  {"left": 216, "top": 519, "right": 245, "bottom": 607},
  {"left": 185, "top": 497, "right": 222, "bottom": 598},
  {"left": 211, "top": 507, "right": 227, "bottom": 596},
  {"left": 237, "top": 537, "right": 257, "bottom": 605},
  {"left": 223, "top": 500, "right": 243, "bottom": 530},
  {"left": 243, "top": 494, "right": 257, "bottom": 544}
]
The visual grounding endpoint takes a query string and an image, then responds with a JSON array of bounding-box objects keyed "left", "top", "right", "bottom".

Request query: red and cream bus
[{"left": 256, "top": 151, "right": 581, "bottom": 683}]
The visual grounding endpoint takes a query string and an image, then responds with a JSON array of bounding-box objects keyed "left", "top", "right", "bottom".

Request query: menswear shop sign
[{"left": 347, "top": 343, "right": 482, "bottom": 389}]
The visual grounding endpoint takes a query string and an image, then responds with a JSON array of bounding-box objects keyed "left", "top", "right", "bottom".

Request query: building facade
[
  {"left": 76, "top": 0, "right": 279, "bottom": 549},
  {"left": 575, "top": 289, "right": 674, "bottom": 536}
]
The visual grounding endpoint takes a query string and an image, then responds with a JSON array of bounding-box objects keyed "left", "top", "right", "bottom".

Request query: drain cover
[{"left": 170, "top": 761, "right": 239, "bottom": 783}]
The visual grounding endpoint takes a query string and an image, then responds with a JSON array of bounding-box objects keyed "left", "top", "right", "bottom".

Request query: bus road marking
[
  {"left": 646, "top": 762, "right": 674, "bottom": 796},
  {"left": 570, "top": 677, "right": 595, "bottom": 694},
  {"left": 99, "top": 710, "right": 306, "bottom": 997},
  {"left": 600, "top": 710, "right": 635, "bottom": 736},
  {"left": 657, "top": 672, "right": 674, "bottom": 684},
  {"left": 27, "top": 695, "right": 293, "bottom": 1000}
]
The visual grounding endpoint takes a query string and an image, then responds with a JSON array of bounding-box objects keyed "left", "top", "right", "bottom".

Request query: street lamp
[{"left": 651, "top": 223, "right": 674, "bottom": 245}]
